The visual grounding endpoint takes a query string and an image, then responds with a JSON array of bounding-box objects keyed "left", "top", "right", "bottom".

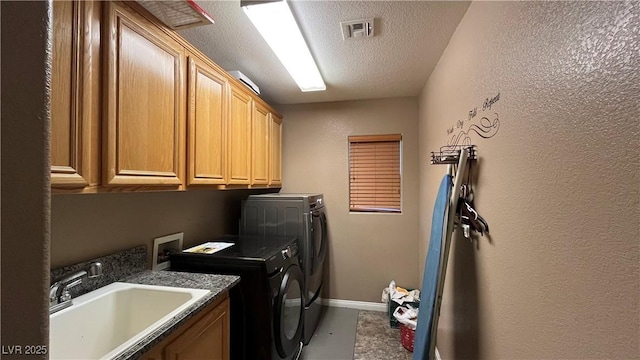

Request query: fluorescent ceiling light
[{"left": 242, "top": 1, "right": 326, "bottom": 92}]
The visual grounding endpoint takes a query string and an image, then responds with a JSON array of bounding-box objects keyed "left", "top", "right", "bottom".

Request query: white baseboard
[
  {"left": 322, "top": 298, "right": 387, "bottom": 312},
  {"left": 435, "top": 347, "right": 442, "bottom": 360}
]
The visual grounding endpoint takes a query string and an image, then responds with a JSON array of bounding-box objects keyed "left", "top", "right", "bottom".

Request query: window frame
[{"left": 348, "top": 134, "right": 402, "bottom": 214}]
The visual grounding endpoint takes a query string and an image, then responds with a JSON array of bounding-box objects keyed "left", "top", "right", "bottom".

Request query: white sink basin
[{"left": 49, "top": 282, "right": 210, "bottom": 360}]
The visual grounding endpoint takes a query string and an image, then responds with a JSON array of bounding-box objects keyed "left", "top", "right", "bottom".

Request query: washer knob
[{"left": 281, "top": 247, "right": 292, "bottom": 259}]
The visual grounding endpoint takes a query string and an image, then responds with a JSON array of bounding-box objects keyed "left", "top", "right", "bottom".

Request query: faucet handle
[
  {"left": 65, "top": 278, "right": 84, "bottom": 290},
  {"left": 60, "top": 278, "right": 84, "bottom": 302}
]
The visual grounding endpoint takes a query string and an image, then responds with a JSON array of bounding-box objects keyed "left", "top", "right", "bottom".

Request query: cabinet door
[
  {"left": 187, "top": 55, "right": 228, "bottom": 185},
  {"left": 104, "top": 2, "right": 185, "bottom": 187},
  {"left": 269, "top": 113, "right": 283, "bottom": 187},
  {"left": 251, "top": 102, "right": 270, "bottom": 185},
  {"left": 164, "top": 298, "right": 230, "bottom": 360},
  {"left": 227, "top": 86, "right": 252, "bottom": 185},
  {"left": 51, "top": 0, "right": 100, "bottom": 188}
]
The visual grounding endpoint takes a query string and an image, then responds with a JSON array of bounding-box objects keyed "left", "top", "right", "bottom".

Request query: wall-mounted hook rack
[{"left": 430, "top": 145, "right": 476, "bottom": 165}]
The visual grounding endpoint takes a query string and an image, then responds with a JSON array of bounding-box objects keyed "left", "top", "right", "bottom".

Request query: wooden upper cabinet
[
  {"left": 103, "top": 2, "right": 186, "bottom": 187},
  {"left": 51, "top": 0, "right": 100, "bottom": 189},
  {"left": 251, "top": 102, "right": 270, "bottom": 185},
  {"left": 51, "top": 1, "right": 283, "bottom": 192},
  {"left": 187, "top": 55, "right": 228, "bottom": 186},
  {"left": 269, "top": 113, "right": 283, "bottom": 187},
  {"left": 227, "top": 86, "right": 252, "bottom": 185}
]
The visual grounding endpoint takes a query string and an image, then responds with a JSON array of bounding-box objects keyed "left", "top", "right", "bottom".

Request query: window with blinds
[{"left": 349, "top": 134, "right": 401, "bottom": 213}]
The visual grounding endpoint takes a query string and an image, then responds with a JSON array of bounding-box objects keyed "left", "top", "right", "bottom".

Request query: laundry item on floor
[
  {"left": 384, "top": 280, "right": 421, "bottom": 305},
  {"left": 385, "top": 280, "right": 421, "bottom": 329},
  {"left": 393, "top": 304, "right": 418, "bottom": 330}
]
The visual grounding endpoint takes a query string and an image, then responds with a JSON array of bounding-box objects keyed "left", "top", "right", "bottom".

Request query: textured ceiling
[{"left": 178, "top": 1, "right": 471, "bottom": 105}]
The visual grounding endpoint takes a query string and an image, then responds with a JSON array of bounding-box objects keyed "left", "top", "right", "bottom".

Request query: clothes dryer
[
  {"left": 241, "top": 194, "right": 327, "bottom": 345},
  {"left": 171, "top": 235, "right": 304, "bottom": 360}
]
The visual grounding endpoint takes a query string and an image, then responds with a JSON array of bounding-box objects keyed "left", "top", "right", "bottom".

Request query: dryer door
[
  {"left": 274, "top": 263, "right": 304, "bottom": 359},
  {"left": 310, "top": 208, "right": 328, "bottom": 273}
]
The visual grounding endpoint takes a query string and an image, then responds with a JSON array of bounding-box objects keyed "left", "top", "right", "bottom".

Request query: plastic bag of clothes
[
  {"left": 383, "top": 280, "right": 420, "bottom": 328},
  {"left": 393, "top": 303, "right": 418, "bottom": 330}
]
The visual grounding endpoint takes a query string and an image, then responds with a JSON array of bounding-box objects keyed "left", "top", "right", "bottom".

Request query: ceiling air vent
[{"left": 340, "top": 18, "right": 375, "bottom": 40}]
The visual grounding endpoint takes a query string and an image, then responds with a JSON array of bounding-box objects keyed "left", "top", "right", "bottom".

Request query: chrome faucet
[{"left": 49, "top": 262, "right": 103, "bottom": 314}]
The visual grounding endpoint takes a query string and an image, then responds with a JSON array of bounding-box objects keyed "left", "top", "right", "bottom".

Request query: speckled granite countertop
[{"left": 112, "top": 270, "right": 240, "bottom": 360}]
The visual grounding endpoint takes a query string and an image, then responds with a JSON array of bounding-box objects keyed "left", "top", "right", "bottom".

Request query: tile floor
[{"left": 300, "top": 307, "right": 413, "bottom": 360}]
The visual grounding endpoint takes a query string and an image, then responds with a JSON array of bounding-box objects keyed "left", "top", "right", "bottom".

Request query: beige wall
[
  {"left": 51, "top": 189, "right": 272, "bottom": 268},
  {"left": 0, "top": 1, "right": 50, "bottom": 357},
  {"left": 419, "top": 1, "right": 639, "bottom": 358},
  {"left": 280, "top": 97, "right": 420, "bottom": 302}
]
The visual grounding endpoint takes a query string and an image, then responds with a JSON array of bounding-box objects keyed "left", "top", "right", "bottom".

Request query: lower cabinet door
[
  {"left": 142, "top": 295, "right": 230, "bottom": 360},
  {"left": 164, "top": 297, "right": 230, "bottom": 360}
]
